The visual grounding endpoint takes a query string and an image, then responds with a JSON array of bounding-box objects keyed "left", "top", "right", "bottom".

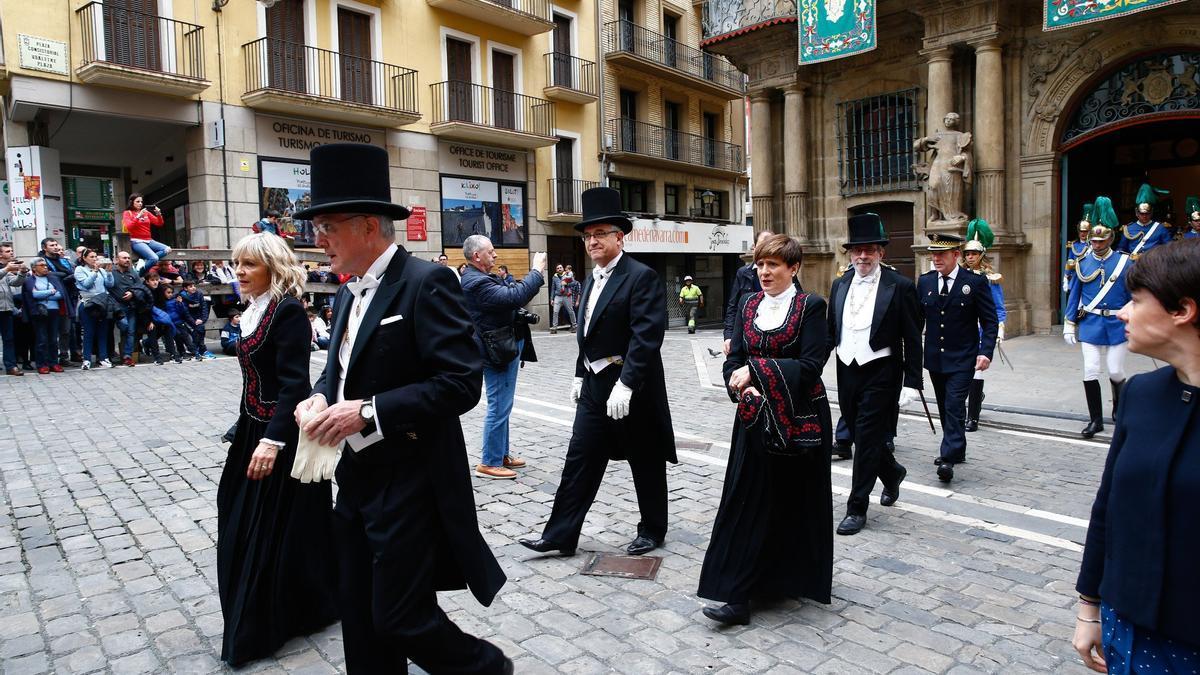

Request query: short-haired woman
[
  {"left": 21, "top": 258, "right": 72, "bottom": 374},
  {"left": 122, "top": 193, "right": 171, "bottom": 268},
  {"left": 73, "top": 248, "right": 115, "bottom": 370},
  {"left": 1073, "top": 238, "right": 1200, "bottom": 671},
  {"left": 698, "top": 234, "right": 834, "bottom": 626},
  {"left": 216, "top": 233, "right": 337, "bottom": 666}
]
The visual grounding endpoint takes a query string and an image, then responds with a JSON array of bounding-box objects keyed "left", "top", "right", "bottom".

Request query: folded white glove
[
  {"left": 897, "top": 387, "right": 919, "bottom": 408},
  {"left": 606, "top": 380, "right": 633, "bottom": 420},
  {"left": 570, "top": 377, "right": 583, "bottom": 404},
  {"left": 292, "top": 409, "right": 340, "bottom": 483},
  {"left": 1063, "top": 326, "right": 1078, "bottom": 346},
  {"left": 997, "top": 322, "right": 1006, "bottom": 344}
]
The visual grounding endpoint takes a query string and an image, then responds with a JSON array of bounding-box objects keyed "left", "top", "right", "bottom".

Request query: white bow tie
[
  {"left": 347, "top": 273, "right": 381, "bottom": 295},
  {"left": 593, "top": 268, "right": 608, "bottom": 283},
  {"left": 854, "top": 274, "right": 877, "bottom": 285}
]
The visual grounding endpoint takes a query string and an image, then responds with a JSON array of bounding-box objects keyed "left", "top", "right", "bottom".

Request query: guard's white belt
[{"left": 1084, "top": 308, "right": 1117, "bottom": 317}]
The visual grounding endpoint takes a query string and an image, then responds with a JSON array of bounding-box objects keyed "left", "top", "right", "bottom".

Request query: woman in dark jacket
[
  {"left": 1073, "top": 239, "right": 1200, "bottom": 672},
  {"left": 22, "top": 258, "right": 73, "bottom": 374},
  {"left": 216, "top": 233, "right": 337, "bottom": 666}
]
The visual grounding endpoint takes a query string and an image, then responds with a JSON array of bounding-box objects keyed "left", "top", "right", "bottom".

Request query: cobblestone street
[{"left": 0, "top": 328, "right": 1110, "bottom": 674}]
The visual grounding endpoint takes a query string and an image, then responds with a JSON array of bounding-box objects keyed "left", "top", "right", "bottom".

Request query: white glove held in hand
[
  {"left": 1062, "top": 277, "right": 1070, "bottom": 294},
  {"left": 1063, "top": 326, "right": 1078, "bottom": 346},
  {"left": 897, "top": 387, "right": 919, "bottom": 408},
  {"left": 606, "top": 381, "right": 633, "bottom": 420},
  {"left": 997, "top": 322, "right": 1006, "bottom": 344},
  {"left": 570, "top": 377, "right": 583, "bottom": 404},
  {"left": 292, "top": 409, "right": 340, "bottom": 483}
]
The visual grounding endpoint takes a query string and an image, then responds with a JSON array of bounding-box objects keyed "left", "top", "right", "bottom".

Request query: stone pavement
[{"left": 0, "top": 326, "right": 1113, "bottom": 673}]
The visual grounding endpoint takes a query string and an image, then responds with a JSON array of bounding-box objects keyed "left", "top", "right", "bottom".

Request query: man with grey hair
[
  {"left": 460, "top": 234, "right": 547, "bottom": 478},
  {"left": 1, "top": 243, "right": 29, "bottom": 375}
]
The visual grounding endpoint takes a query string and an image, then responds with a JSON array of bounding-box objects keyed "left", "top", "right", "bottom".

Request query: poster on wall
[
  {"left": 440, "top": 176, "right": 527, "bottom": 248},
  {"left": 260, "top": 159, "right": 314, "bottom": 245}
]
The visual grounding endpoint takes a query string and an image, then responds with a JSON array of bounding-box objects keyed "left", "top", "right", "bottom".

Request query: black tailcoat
[{"left": 827, "top": 266, "right": 924, "bottom": 388}]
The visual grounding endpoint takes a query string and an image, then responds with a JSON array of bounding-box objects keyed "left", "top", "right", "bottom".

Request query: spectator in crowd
[
  {"left": 255, "top": 209, "right": 281, "bottom": 236},
  {"left": 460, "top": 234, "right": 547, "bottom": 479},
  {"left": 220, "top": 311, "right": 242, "bottom": 356},
  {"left": 179, "top": 280, "right": 213, "bottom": 358},
  {"left": 163, "top": 285, "right": 201, "bottom": 361},
  {"left": 110, "top": 251, "right": 151, "bottom": 367},
  {"left": 122, "top": 193, "right": 171, "bottom": 268},
  {"left": 41, "top": 237, "right": 80, "bottom": 364},
  {"left": 550, "top": 270, "right": 578, "bottom": 334},
  {"left": 21, "top": 258, "right": 70, "bottom": 374},
  {"left": 209, "top": 259, "right": 240, "bottom": 318},
  {"left": 498, "top": 264, "right": 515, "bottom": 285},
  {"left": 142, "top": 301, "right": 179, "bottom": 365},
  {"left": 73, "top": 248, "right": 116, "bottom": 370},
  {"left": 0, "top": 243, "right": 29, "bottom": 376},
  {"left": 183, "top": 260, "right": 209, "bottom": 284},
  {"left": 1073, "top": 239, "right": 1200, "bottom": 672},
  {"left": 310, "top": 305, "right": 331, "bottom": 350}
]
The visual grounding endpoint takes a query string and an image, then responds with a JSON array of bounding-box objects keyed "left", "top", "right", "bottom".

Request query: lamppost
[{"left": 700, "top": 190, "right": 716, "bottom": 217}]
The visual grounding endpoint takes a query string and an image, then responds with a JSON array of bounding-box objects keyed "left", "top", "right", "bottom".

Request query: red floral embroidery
[{"left": 238, "top": 300, "right": 280, "bottom": 422}]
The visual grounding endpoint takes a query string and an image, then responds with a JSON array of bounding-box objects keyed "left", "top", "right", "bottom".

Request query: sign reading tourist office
[
  {"left": 438, "top": 142, "right": 528, "bottom": 248},
  {"left": 255, "top": 115, "right": 384, "bottom": 245}
]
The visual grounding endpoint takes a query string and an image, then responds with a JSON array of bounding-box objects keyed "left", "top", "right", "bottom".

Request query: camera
[{"left": 515, "top": 308, "right": 540, "bottom": 325}]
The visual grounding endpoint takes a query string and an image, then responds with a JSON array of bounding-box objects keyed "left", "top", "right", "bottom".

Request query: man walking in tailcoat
[
  {"left": 294, "top": 144, "right": 510, "bottom": 674},
  {"left": 520, "top": 187, "right": 677, "bottom": 557},
  {"left": 828, "top": 213, "right": 924, "bottom": 536}
]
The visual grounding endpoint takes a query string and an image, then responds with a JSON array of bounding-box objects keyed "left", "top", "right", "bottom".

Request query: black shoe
[
  {"left": 501, "top": 656, "right": 514, "bottom": 675},
  {"left": 702, "top": 603, "right": 749, "bottom": 626},
  {"left": 937, "top": 462, "right": 954, "bottom": 483},
  {"left": 626, "top": 536, "right": 660, "bottom": 556},
  {"left": 70, "top": 353, "right": 83, "bottom": 363},
  {"left": 965, "top": 418, "right": 979, "bottom": 432},
  {"left": 880, "top": 466, "right": 907, "bottom": 507},
  {"left": 836, "top": 514, "right": 866, "bottom": 535},
  {"left": 517, "top": 538, "right": 575, "bottom": 556},
  {"left": 688, "top": 327, "right": 696, "bottom": 334},
  {"left": 22, "top": 362, "right": 34, "bottom": 371},
  {"left": 1082, "top": 380, "right": 1105, "bottom": 438},
  {"left": 833, "top": 442, "right": 852, "bottom": 461},
  {"left": 154, "top": 357, "right": 164, "bottom": 365}
]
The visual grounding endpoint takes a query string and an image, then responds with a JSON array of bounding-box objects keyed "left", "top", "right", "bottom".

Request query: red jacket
[{"left": 123, "top": 209, "right": 164, "bottom": 240}]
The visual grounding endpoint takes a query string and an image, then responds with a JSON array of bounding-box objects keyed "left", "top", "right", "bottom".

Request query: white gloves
[
  {"left": 292, "top": 409, "right": 340, "bottom": 483},
  {"left": 897, "top": 387, "right": 919, "bottom": 408},
  {"left": 570, "top": 377, "right": 583, "bottom": 404},
  {"left": 606, "top": 381, "right": 633, "bottom": 420},
  {"left": 997, "top": 322, "right": 1006, "bottom": 344},
  {"left": 1062, "top": 276, "right": 1070, "bottom": 294},
  {"left": 1063, "top": 325, "right": 1078, "bottom": 346}
]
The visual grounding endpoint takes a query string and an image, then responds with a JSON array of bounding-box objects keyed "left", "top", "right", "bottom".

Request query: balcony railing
[
  {"left": 243, "top": 38, "right": 419, "bottom": 116},
  {"left": 606, "top": 118, "right": 744, "bottom": 173},
  {"left": 547, "top": 178, "right": 600, "bottom": 215},
  {"left": 701, "top": 0, "right": 796, "bottom": 41},
  {"left": 603, "top": 20, "right": 744, "bottom": 95},
  {"left": 426, "top": 0, "right": 553, "bottom": 35},
  {"left": 544, "top": 52, "right": 598, "bottom": 97},
  {"left": 431, "top": 81, "right": 555, "bottom": 137},
  {"left": 76, "top": 1, "right": 205, "bottom": 80}
]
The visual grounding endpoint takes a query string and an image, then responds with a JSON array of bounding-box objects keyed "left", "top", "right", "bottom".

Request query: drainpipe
[
  {"left": 213, "top": 0, "right": 232, "bottom": 247},
  {"left": 596, "top": 9, "right": 608, "bottom": 187}
]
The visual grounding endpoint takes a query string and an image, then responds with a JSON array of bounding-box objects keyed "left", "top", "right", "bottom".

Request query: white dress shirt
[
  {"left": 939, "top": 264, "right": 960, "bottom": 295},
  {"left": 238, "top": 293, "right": 272, "bottom": 335},
  {"left": 753, "top": 283, "right": 797, "bottom": 332},
  {"left": 837, "top": 265, "right": 892, "bottom": 366},
  {"left": 582, "top": 252, "right": 624, "bottom": 374},
  {"left": 335, "top": 243, "right": 396, "bottom": 451}
]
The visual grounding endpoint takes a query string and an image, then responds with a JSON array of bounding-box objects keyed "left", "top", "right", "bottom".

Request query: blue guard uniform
[
  {"left": 1184, "top": 198, "right": 1200, "bottom": 239},
  {"left": 1116, "top": 213, "right": 1172, "bottom": 257}
]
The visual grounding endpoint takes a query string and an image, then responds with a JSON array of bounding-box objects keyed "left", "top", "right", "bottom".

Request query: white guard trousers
[{"left": 1081, "top": 342, "right": 1128, "bottom": 382}]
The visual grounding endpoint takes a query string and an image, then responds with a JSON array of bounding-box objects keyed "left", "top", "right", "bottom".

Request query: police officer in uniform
[
  {"left": 917, "top": 233, "right": 998, "bottom": 483},
  {"left": 1063, "top": 204, "right": 1092, "bottom": 293},
  {"left": 1117, "top": 184, "right": 1172, "bottom": 258},
  {"left": 1064, "top": 196, "right": 1132, "bottom": 438}
]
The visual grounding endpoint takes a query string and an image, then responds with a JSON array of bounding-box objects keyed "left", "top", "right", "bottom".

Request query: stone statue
[{"left": 913, "top": 112, "right": 973, "bottom": 228}]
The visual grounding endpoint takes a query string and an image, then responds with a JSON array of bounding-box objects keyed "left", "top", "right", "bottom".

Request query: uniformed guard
[
  {"left": 1063, "top": 204, "right": 1092, "bottom": 293},
  {"left": 1184, "top": 197, "right": 1200, "bottom": 240},
  {"left": 1063, "top": 196, "right": 1131, "bottom": 439},
  {"left": 918, "top": 232, "right": 998, "bottom": 483},
  {"left": 962, "top": 219, "right": 1006, "bottom": 433},
  {"left": 1116, "top": 183, "right": 1172, "bottom": 258}
]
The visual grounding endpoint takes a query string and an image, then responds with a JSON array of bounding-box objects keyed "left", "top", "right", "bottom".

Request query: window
[
  {"left": 693, "top": 189, "right": 725, "bottom": 219},
  {"left": 836, "top": 88, "right": 921, "bottom": 196},
  {"left": 664, "top": 184, "right": 683, "bottom": 215},
  {"left": 611, "top": 178, "right": 650, "bottom": 213}
]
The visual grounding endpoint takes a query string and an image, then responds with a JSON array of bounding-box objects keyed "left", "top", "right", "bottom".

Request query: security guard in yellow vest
[{"left": 679, "top": 276, "right": 704, "bottom": 334}]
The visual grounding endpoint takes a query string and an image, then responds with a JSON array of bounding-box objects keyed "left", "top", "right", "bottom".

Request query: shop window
[
  {"left": 664, "top": 184, "right": 684, "bottom": 215},
  {"left": 692, "top": 189, "right": 725, "bottom": 219},
  {"left": 611, "top": 178, "right": 650, "bottom": 213},
  {"left": 836, "top": 88, "right": 921, "bottom": 196}
]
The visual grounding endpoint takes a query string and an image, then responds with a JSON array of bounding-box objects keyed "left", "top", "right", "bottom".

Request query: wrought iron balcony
[
  {"left": 700, "top": 0, "right": 797, "bottom": 44},
  {"left": 430, "top": 81, "right": 557, "bottom": 149},
  {"left": 603, "top": 21, "right": 745, "bottom": 99},
  {"left": 426, "top": 0, "right": 553, "bottom": 35},
  {"left": 74, "top": 1, "right": 210, "bottom": 96},
  {"left": 605, "top": 118, "right": 744, "bottom": 176},
  {"left": 543, "top": 53, "right": 598, "bottom": 104},
  {"left": 546, "top": 178, "right": 600, "bottom": 220},
  {"left": 242, "top": 38, "right": 420, "bottom": 128}
]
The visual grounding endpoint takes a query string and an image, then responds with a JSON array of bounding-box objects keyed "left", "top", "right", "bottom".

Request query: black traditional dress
[
  {"left": 216, "top": 295, "right": 338, "bottom": 666},
  {"left": 698, "top": 287, "right": 834, "bottom": 605}
]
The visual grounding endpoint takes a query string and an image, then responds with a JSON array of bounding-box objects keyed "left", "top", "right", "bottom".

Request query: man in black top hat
[
  {"left": 520, "top": 187, "right": 677, "bottom": 557},
  {"left": 292, "top": 143, "right": 510, "bottom": 674},
  {"left": 917, "top": 232, "right": 998, "bottom": 483},
  {"left": 828, "top": 214, "right": 924, "bottom": 535}
]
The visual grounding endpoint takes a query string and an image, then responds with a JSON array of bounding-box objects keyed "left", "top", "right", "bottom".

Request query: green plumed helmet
[
  {"left": 966, "top": 218, "right": 994, "bottom": 249},
  {"left": 1081, "top": 202, "right": 1094, "bottom": 223},
  {"left": 1134, "top": 182, "right": 1170, "bottom": 208},
  {"left": 1187, "top": 196, "right": 1200, "bottom": 221},
  {"left": 1092, "top": 196, "right": 1119, "bottom": 230}
]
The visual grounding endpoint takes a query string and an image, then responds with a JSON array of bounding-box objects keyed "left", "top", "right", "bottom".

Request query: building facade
[{"left": 702, "top": 0, "right": 1200, "bottom": 334}]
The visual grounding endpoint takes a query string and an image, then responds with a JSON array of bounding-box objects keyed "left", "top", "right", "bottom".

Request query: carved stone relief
[{"left": 1025, "top": 31, "right": 1099, "bottom": 101}]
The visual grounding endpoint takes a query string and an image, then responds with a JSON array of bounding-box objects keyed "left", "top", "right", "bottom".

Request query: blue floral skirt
[{"left": 1101, "top": 603, "right": 1200, "bottom": 674}]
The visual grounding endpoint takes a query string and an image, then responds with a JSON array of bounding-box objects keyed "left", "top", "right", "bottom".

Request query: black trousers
[
  {"left": 930, "top": 369, "right": 973, "bottom": 463},
  {"left": 542, "top": 371, "right": 668, "bottom": 547},
  {"left": 839, "top": 358, "right": 904, "bottom": 516},
  {"left": 333, "top": 461, "right": 506, "bottom": 675}
]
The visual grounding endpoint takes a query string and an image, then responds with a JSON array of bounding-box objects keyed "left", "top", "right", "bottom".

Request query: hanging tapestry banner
[
  {"left": 1043, "top": 0, "right": 1188, "bottom": 31},
  {"left": 799, "top": 0, "right": 876, "bottom": 65}
]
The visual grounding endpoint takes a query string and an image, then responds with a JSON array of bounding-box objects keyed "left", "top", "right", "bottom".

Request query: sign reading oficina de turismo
[{"left": 623, "top": 219, "right": 755, "bottom": 254}]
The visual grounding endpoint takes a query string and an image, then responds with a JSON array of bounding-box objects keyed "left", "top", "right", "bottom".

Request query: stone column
[
  {"left": 922, "top": 47, "right": 953, "bottom": 136},
  {"left": 782, "top": 84, "right": 808, "bottom": 244},
  {"left": 750, "top": 90, "right": 774, "bottom": 232},
  {"left": 973, "top": 38, "right": 1005, "bottom": 232}
]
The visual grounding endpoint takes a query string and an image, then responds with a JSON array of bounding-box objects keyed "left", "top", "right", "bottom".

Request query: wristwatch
[{"left": 359, "top": 401, "right": 375, "bottom": 427}]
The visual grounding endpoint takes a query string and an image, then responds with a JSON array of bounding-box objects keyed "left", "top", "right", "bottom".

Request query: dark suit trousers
[
  {"left": 542, "top": 369, "right": 668, "bottom": 547},
  {"left": 930, "top": 370, "right": 973, "bottom": 463},
  {"left": 333, "top": 460, "right": 506, "bottom": 675},
  {"left": 839, "top": 358, "right": 904, "bottom": 516}
]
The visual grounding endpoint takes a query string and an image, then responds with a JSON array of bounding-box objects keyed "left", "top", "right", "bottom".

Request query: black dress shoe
[
  {"left": 833, "top": 442, "right": 852, "bottom": 461},
  {"left": 937, "top": 462, "right": 954, "bottom": 483},
  {"left": 501, "top": 656, "right": 514, "bottom": 675},
  {"left": 965, "top": 419, "right": 979, "bottom": 432},
  {"left": 626, "top": 536, "right": 660, "bottom": 555},
  {"left": 518, "top": 538, "right": 575, "bottom": 556},
  {"left": 836, "top": 514, "right": 866, "bottom": 535},
  {"left": 880, "top": 466, "right": 907, "bottom": 507},
  {"left": 702, "top": 602, "right": 750, "bottom": 626}
]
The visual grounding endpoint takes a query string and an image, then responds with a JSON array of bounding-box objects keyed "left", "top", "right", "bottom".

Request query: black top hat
[
  {"left": 292, "top": 144, "right": 410, "bottom": 221},
  {"left": 926, "top": 232, "right": 964, "bottom": 251},
  {"left": 843, "top": 213, "right": 888, "bottom": 249},
  {"left": 576, "top": 187, "right": 633, "bottom": 234}
]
